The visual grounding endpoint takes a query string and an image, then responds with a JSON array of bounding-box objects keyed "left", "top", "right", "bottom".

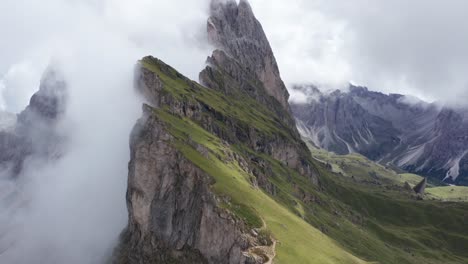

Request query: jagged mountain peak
[
  {"left": 0, "top": 66, "right": 67, "bottom": 177},
  {"left": 207, "top": 0, "right": 290, "bottom": 110},
  {"left": 18, "top": 67, "right": 67, "bottom": 124}
]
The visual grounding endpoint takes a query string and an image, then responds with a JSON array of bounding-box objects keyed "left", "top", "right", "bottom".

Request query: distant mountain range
[{"left": 291, "top": 85, "right": 468, "bottom": 185}]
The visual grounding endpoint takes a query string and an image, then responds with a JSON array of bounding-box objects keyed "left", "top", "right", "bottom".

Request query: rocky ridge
[
  {"left": 114, "top": 1, "right": 319, "bottom": 263},
  {"left": 292, "top": 85, "right": 468, "bottom": 185}
]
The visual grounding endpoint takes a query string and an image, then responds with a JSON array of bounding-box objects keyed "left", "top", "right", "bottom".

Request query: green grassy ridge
[
  {"left": 141, "top": 56, "right": 468, "bottom": 263},
  {"left": 398, "top": 173, "right": 426, "bottom": 186},
  {"left": 140, "top": 57, "right": 296, "bottom": 141},
  {"left": 308, "top": 144, "right": 468, "bottom": 201},
  {"left": 155, "top": 108, "right": 367, "bottom": 264},
  {"left": 306, "top": 145, "right": 468, "bottom": 262},
  {"left": 307, "top": 145, "right": 412, "bottom": 185}
]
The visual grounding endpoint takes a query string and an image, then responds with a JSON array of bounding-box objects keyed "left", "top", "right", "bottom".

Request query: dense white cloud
[
  {"left": 0, "top": 0, "right": 210, "bottom": 263},
  {"left": 250, "top": 0, "right": 468, "bottom": 104},
  {"left": 0, "top": 0, "right": 210, "bottom": 113},
  {"left": 4, "top": 0, "right": 467, "bottom": 108}
]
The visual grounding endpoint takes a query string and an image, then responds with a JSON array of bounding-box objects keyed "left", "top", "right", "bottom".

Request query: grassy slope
[
  {"left": 426, "top": 186, "right": 468, "bottom": 202},
  {"left": 308, "top": 140, "right": 468, "bottom": 202},
  {"left": 305, "top": 142, "right": 468, "bottom": 263},
  {"left": 308, "top": 143, "right": 423, "bottom": 186},
  {"left": 141, "top": 57, "right": 468, "bottom": 264},
  {"left": 157, "top": 111, "right": 366, "bottom": 264}
]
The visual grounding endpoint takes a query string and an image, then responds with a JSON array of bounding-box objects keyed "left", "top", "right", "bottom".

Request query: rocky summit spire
[
  {"left": 17, "top": 67, "right": 67, "bottom": 124},
  {"left": 0, "top": 67, "right": 67, "bottom": 177},
  {"left": 207, "top": 0, "right": 290, "bottom": 110}
]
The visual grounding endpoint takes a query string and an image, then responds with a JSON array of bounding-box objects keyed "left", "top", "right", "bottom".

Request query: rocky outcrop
[
  {"left": 413, "top": 178, "right": 427, "bottom": 195},
  {"left": 207, "top": 0, "right": 290, "bottom": 111},
  {"left": 292, "top": 84, "right": 468, "bottom": 185},
  {"left": 115, "top": 106, "right": 252, "bottom": 264},
  {"left": 0, "top": 68, "right": 67, "bottom": 176}
]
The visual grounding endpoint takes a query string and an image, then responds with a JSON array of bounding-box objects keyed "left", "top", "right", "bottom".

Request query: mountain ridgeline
[
  {"left": 114, "top": 1, "right": 468, "bottom": 264},
  {"left": 292, "top": 85, "right": 468, "bottom": 186},
  {"left": 114, "top": 1, "right": 321, "bottom": 263}
]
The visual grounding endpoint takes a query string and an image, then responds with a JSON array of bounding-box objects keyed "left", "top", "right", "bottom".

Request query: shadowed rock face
[
  {"left": 292, "top": 87, "right": 401, "bottom": 158},
  {"left": 207, "top": 0, "right": 290, "bottom": 111},
  {"left": 413, "top": 178, "right": 427, "bottom": 195},
  {"left": 292, "top": 85, "right": 468, "bottom": 185},
  {"left": 0, "top": 68, "right": 67, "bottom": 176},
  {"left": 116, "top": 104, "right": 251, "bottom": 264}
]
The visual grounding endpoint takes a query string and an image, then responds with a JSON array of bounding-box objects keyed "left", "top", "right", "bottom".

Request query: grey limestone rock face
[
  {"left": 207, "top": 0, "right": 290, "bottom": 111},
  {"left": 116, "top": 106, "right": 251, "bottom": 264}
]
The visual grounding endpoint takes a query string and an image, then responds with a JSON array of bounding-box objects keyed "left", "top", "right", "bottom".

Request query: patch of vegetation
[
  {"left": 397, "top": 173, "right": 425, "bottom": 186},
  {"left": 141, "top": 57, "right": 295, "bottom": 141},
  {"left": 257, "top": 228, "right": 274, "bottom": 246},
  {"left": 426, "top": 186, "right": 468, "bottom": 202},
  {"left": 222, "top": 201, "right": 264, "bottom": 230}
]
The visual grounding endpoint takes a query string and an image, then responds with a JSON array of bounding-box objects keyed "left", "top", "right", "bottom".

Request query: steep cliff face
[
  {"left": 117, "top": 104, "right": 252, "bottom": 264},
  {"left": 115, "top": 52, "right": 322, "bottom": 263},
  {"left": 114, "top": 2, "right": 327, "bottom": 263},
  {"left": 207, "top": 0, "right": 290, "bottom": 111},
  {"left": 292, "top": 85, "right": 468, "bottom": 185},
  {"left": 0, "top": 68, "right": 67, "bottom": 176}
]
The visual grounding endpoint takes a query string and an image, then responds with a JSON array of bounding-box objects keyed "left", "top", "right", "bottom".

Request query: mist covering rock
[{"left": 0, "top": 67, "right": 67, "bottom": 177}]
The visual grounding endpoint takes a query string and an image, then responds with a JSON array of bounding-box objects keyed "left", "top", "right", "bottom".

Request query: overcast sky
[
  {"left": 0, "top": 0, "right": 210, "bottom": 113},
  {"left": 250, "top": 0, "right": 468, "bottom": 104},
  {"left": 1, "top": 0, "right": 468, "bottom": 112}
]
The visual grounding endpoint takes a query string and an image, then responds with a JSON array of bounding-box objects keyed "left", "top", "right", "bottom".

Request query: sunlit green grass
[
  {"left": 427, "top": 186, "right": 468, "bottom": 202},
  {"left": 157, "top": 110, "right": 367, "bottom": 264}
]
